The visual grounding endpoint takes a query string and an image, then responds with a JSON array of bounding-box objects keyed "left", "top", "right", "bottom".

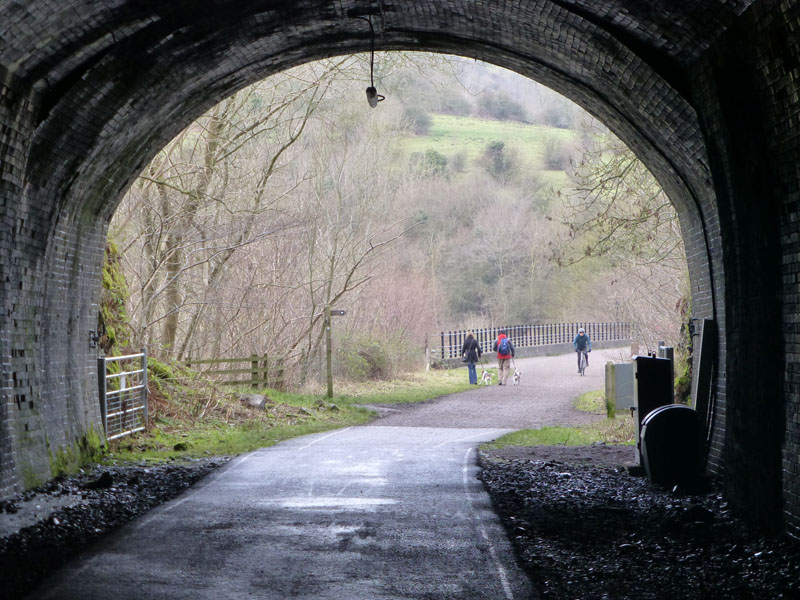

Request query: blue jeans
[{"left": 467, "top": 361, "right": 477, "bottom": 384}]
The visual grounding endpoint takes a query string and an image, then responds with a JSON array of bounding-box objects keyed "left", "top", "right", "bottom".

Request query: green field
[{"left": 398, "top": 113, "right": 574, "bottom": 185}]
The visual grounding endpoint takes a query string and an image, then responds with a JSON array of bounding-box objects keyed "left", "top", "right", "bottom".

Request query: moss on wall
[
  {"left": 47, "top": 425, "right": 105, "bottom": 478},
  {"left": 98, "top": 237, "right": 132, "bottom": 356},
  {"left": 21, "top": 467, "right": 43, "bottom": 489}
]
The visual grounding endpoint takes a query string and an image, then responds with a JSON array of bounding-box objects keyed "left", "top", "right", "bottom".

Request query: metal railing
[
  {"left": 98, "top": 349, "right": 148, "bottom": 441},
  {"left": 430, "top": 321, "right": 632, "bottom": 360}
]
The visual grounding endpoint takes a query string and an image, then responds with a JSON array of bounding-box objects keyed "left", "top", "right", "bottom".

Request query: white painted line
[
  {"left": 462, "top": 447, "right": 515, "bottom": 600},
  {"left": 295, "top": 427, "right": 352, "bottom": 451},
  {"left": 433, "top": 429, "right": 510, "bottom": 448}
]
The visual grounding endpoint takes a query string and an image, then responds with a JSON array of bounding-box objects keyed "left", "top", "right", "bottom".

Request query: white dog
[
  {"left": 512, "top": 369, "right": 521, "bottom": 386},
  {"left": 479, "top": 369, "right": 493, "bottom": 386}
]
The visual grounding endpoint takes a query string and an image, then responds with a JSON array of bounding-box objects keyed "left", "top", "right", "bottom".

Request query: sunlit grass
[
  {"left": 483, "top": 388, "right": 635, "bottom": 450},
  {"left": 398, "top": 113, "right": 575, "bottom": 172},
  {"left": 105, "top": 368, "right": 480, "bottom": 463},
  {"left": 573, "top": 389, "right": 606, "bottom": 414},
  {"left": 328, "top": 368, "right": 483, "bottom": 403},
  {"left": 483, "top": 417, "right": 635, "bottom": 449}
]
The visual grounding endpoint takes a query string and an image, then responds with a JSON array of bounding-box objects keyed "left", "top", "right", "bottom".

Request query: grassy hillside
[{"left": 398, "top": 113, "right": 575, "bottom": 185}]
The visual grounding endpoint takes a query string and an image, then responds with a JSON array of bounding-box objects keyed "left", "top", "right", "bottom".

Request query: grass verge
[
  {"left": 482, "top": 389, "right": 635, "bottom": 450},
  {"left": 106, "top": 368, "right": 477, "bottom": 464},
  {"left": 573, "top": 389, "right": 606, "bottom": 414}
]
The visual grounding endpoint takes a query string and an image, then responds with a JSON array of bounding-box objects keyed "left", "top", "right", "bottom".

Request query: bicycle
[{"left": 577, "top": 349, "right": 588, "bottom": 376}]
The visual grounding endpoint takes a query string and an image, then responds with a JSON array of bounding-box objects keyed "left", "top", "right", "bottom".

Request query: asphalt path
[
  {"left": 26, "top": 349, "right": 624, "bottom": 600},
  {"left": 368, "top": 348, "right": 624, "bottom": 429}
]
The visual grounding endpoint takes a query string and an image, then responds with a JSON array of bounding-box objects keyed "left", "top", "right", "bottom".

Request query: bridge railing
[
  {"left": 429, "top": 322, "right": 632, "bottom": 361},
  {"left": 98, "top": 349, "right": 148, "bottom": 441}
]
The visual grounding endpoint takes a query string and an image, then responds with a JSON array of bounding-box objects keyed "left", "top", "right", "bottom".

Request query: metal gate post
[
  {"left": 97, "top": 356, "right": 107, "bottom": 437},
  {"left": 141, "top": 347, "right": 148, "bottom": 429}
]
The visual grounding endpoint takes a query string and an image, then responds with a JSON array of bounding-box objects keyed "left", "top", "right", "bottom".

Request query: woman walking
[{"left": 461, "top": 331, "right": 482, "bottom": 385}]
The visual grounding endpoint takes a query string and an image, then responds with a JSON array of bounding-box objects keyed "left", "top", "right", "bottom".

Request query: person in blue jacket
[{"left": 573, "top": 327, "right": 592, "bottom": 372}]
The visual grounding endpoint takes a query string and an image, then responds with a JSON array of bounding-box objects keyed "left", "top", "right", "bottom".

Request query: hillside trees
[
  {"left": 113, "top": 57, "right": 440, "bottom": 383},
  {"left": 110, "top": 53, "right": 688, "bottom": 387},
  {"left": 114, "top": 67, "right": 335, "bottom": 360},
  {"left": 552, "top": 120, "right": 688, "bottom": 351}
]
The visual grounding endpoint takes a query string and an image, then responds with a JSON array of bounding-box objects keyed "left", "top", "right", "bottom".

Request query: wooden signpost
[{"left": 326, "top": 305, "right": 346, "bottom": 398}]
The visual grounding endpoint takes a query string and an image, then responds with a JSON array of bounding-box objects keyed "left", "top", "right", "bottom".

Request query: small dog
[
  {"left": 479, "top": 369, "right": 493, "bottom": 386},
  {"left": 512, "top": 369, "right": 521, "bottom": 386}
]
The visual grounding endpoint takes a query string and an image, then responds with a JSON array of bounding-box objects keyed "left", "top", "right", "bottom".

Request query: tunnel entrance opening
[
  {"left": 0, "top": 1, "right": 796, "bottom": 545},
  {"left": 109, "top": 53, "right": 690, "bottom": 385}
]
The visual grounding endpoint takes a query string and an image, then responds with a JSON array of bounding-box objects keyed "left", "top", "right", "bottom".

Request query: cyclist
[{"left": 573, "top": 327, "right": 592, "bottom": 373}]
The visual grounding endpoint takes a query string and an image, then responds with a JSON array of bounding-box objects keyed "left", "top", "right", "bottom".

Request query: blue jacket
[{"left": 573, "top": 333, "right": 591, "bottom": 351}]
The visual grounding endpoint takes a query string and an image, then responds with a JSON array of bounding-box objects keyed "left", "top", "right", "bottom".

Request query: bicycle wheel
[{"left": 579, "top": 351, "right": 586, "bottom": 376}]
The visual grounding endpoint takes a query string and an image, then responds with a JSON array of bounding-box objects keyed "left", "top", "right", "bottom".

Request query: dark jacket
[
  {"left": 461, "top": 336, "right": 482, "bottom": 363},
  {"left": 493, "top": 334, "right": 515, "bottom": 359},
  {"left": 573, "top": 332, "right": 591, "bottom": 351}
]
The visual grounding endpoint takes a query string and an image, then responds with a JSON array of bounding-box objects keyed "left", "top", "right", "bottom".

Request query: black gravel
[
  {"left": 479, "top": 448, "right": 800, "bottom": 600},
  {"left": 0, "top": 458, "right": 227, "bottom": 600},
  {"left": 3, "top": 448, "right": 800, "bottom": 600}
]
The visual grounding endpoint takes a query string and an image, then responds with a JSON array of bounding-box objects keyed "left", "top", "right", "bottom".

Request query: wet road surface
[
  {"left": 26, "top": 350, "right": 623, "bottom": 599},
  {"left": 27, "top": 427, "right": 532, "bottom": 599}
]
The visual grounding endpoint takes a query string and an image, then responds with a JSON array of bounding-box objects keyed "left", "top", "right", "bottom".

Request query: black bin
[
  {"left": 640, "top": 404, "right": 703, "bottom": 488},
  {"left": 633, "top": 355, "right": 673, "bottom": 464}
]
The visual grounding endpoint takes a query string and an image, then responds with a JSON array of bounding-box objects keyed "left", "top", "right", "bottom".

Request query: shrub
[
  {"left": 476, "top": 92, "right": 528, "bottom": 122},
  {"left": 480, "top": 140, "right": 518, "bottom": 181},
  {"left": 409, "top": 149, "right": 448, "bottom": 177},
  {"left": 402, "top": 106, "right": 433, "bottom": 135},
  {"left": 337, "top": 335, "right": 392, "bottom": 381},
  {"left": 543, "top": 137, "right": 572, "bottom": 170}
]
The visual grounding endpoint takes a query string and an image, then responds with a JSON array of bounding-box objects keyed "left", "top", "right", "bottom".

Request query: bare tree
[
  {"left": 551, "top": 119, "right": 689, "bottom": 350},
  {"left": 114, "top": 63, "right": 343, "bottom": 359}
]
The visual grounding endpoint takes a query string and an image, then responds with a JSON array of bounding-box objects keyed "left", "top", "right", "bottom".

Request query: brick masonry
[{"left": 0, "top": 0, "right": 796, "bottom": 535}]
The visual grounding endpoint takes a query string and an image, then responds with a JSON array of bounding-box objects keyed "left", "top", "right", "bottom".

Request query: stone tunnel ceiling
[{"left": 1, "top": 0, "right": 799, "bottom": 536}]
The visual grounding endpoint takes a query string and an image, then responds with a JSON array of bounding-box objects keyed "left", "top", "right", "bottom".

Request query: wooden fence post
[
  {"left": 275, "top": 357, "right": 285, "bottom": 391},
  {"left": 425, "top": 335, "right": 431, "bottom": 371},
  {"left": 326, "top": 305, "right": 333, "bottom": 398},
  {"left": 251, "top": 355, "right": 259, "bottom": 390},
  {"left": 261, "top": 354, "right": 270, "bottom": 387}
]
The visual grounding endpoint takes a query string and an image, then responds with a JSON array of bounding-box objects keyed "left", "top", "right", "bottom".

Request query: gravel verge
[
  {"left": 0, "top": 458, "right": 228, "bottom": 599},
  {"left": 479, "top": 445, "right": 800, "bottom": 600}
]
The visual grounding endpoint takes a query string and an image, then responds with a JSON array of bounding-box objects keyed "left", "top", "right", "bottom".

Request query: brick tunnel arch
[{"left": 0, "top": 2, "right": 797, "bottom": 535}]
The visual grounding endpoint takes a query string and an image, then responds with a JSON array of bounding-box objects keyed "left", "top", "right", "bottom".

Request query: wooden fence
[
  {"left": 430, "top": 322, "right": 632, "bottom": 360},
  {"left": 184, "top": 355, "right": 285, "bottom": 390}
]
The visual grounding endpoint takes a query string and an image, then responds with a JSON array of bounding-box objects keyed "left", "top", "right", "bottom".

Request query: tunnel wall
[
  {"left": 0, "top": 78, "right": 105, "bottom": 494},
  {"left": 0, "top": 0, "right": 797, "bottom": 537},
  {"left": 682, "top": 0, "right": 799, "bottom": 535}
]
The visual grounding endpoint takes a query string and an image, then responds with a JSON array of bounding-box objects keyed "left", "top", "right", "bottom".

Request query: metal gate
[{"left": 98, "top": 349, "right": 148, "bottom": 440}]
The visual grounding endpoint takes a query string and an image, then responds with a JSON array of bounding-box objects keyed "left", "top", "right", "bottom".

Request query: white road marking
[{"left": 462, "top": 447, "right": 515, "bottom": 600}]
